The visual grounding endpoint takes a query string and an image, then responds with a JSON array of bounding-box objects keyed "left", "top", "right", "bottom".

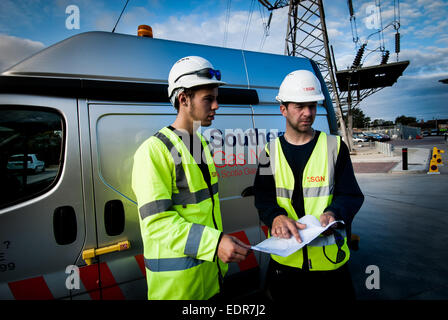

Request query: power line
[
  {"left": 258, "top": 1, "right": 269, "bottom": 51},
  {"left": 223, "top": 0, "right": 232, "bottom": 47},
  {"left": 112, "top": 0, "right": 130, "bottom": 33},
  {"left": 241, "top": 0, "right": 256, "bottom": 50}
]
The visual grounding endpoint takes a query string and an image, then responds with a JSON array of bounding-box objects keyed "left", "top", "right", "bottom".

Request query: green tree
[
  {"left": 350, "top": 107, "right": 371, "bottom": 128},
  {"left": 395, "top": 115, "right": 417, "bottom": 125}
]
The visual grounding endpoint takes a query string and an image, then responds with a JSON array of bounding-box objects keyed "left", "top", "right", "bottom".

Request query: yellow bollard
[
  {"left": 427, "top": 158, "right": 440, "bottom": 174},
  {"left": 437, "top": 149, "right": 445, "bottom": 166},
  {"left": 431, "top": 147, "right": 443, "bottom": 166}
]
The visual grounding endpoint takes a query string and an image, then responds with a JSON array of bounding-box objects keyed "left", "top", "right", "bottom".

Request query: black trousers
[{"left": 266, "top": 258, "right": 356, "bottom": 302}]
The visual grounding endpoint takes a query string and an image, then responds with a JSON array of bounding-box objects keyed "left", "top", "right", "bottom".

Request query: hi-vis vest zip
[
  {"left": 132, "top": 127, "right": 227, "bottom": 300},
  {"left": 265, "top": 131, "right": 350, "bottom": 271}
]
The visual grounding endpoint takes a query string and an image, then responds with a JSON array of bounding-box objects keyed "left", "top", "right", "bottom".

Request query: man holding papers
[{"left": 253, "top": 70, "right": 364, "bottom": 302}]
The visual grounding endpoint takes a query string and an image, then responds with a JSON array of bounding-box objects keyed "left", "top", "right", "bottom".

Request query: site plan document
[{"left": 252, "top": 215, "right": 344, "bottom": 257}]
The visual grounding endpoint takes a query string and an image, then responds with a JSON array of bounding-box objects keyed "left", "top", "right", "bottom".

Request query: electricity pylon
[{"left": 259, "top": 0, "right": 352, "bottom": 149}]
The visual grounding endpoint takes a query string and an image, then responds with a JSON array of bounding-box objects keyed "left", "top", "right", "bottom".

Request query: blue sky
[{"left": 1, "top": 0, "right": 447, "bottom": 122}]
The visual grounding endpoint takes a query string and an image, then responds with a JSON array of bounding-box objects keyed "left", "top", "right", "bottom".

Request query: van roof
[
  {"left": 0, "top": 31, "right": 338, "bottom": 132},
  {"left": 2, "top": 31, "right": 314, "bottom": 90}
]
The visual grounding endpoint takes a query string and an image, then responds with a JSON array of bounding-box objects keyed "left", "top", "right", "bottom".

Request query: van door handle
[
  {"left": 241, "top": 186, "right": 254, "bottom": 197},
  {"left": 82, "top": 240, "right": 131, "bottom": 265},
  {"left": 53, "top": 206, "right": 77, "bottom": 245}
]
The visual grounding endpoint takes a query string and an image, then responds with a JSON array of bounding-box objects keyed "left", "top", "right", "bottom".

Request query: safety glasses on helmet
[{"left": 174, "top": 68, "right": 221, "bottom": 83}]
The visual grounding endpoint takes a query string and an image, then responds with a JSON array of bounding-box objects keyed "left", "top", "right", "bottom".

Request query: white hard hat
[
  {"left": 276, "top": 70, "right": 325, "bottom": 104},
  {"left": 167, "top": 56, "right": 226, "bottom": 104}
]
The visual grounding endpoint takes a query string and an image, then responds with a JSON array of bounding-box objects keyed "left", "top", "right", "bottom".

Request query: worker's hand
[
  {"left": 217, "top": 234, "right": 251, "bottom": 264},
  {"left": 320, "top": 211, "right": 336, "bottom": 236},
  {"left": 271, "top": 215, "right": 306, "bottom": 243}
]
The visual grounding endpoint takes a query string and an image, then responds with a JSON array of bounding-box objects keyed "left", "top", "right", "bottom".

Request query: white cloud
[
  {"left": 328, "top": 27, "right": 343, "bottom": 38},
  {"left": 413, "top": 19, "right": 448, "bottom": 39},
  {"left": 150, "top": 7, "right": 288, "bottom": 55},
  {"left": 399, "top": 47, "right": 448, "bottom": 76},
  {"left": 357, "top": 71, "right": 448, "bottom": 121},
  {"left": 0, "top": 34, "right": 45, "bottom": 72}
]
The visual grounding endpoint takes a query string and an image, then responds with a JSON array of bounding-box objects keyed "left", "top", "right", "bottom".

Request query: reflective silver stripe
[
  {"left": 155, "top": 131, "right": 189, "bottom": 189},
  {"left": 327, "top": 134, "right": 339, "bottom": 195},
  {"left": 144, "top": 257, "right": 204, "bottom": 272},
  {"left": 184, "top": 224, "right": 205, "bottom": 257},
  {"left": 173, "top": 182, "right": 218, "bottom": 205},
  {"left": 303, "top": 185, "right": 331, "bottom": 198},
  {"left": 308, "top": 229, "right": 347, "bottom": 247},
  {"left": 211, "top": 181, "right": 218, "bottom": 194},
  {"left": 276, "top": 187, "right": 293, "bottom": 199},
  {"left": 155, "top": 130, "right": 217, "bottom": 204},
  {"left": 154, "top": 131, "right": 183, "bottom": 164},
  {"left": 139, "top": 199, "right": 173, "bottom": 219}
]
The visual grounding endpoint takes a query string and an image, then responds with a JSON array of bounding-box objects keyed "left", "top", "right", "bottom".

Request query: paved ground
[
  {"left": 347, "top": 136, "right": 448, "bottom": 300},
  {"left": 351, "top": 136, "right": 448, "bottom": 174},
  {"left": 352, "top": 162, "right": 398, "bottom": 173}
]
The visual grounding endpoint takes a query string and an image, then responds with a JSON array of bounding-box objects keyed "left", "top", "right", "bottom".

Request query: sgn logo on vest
[{"left": 306, "top": 176, "right": 326, "bottom": 183}]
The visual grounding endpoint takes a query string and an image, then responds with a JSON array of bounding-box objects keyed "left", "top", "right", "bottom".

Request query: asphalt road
[
  {"left": 390, "top": 135, "right": 447, "bottom": 149},
  {"left": 349, "top": 172, "right": 448, "bottom": 300}
]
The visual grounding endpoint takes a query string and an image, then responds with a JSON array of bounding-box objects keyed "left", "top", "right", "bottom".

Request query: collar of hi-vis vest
[
  {"left": 154, "top": 127, "right": 218, "bottom": 206},
  {"left": 267, "top": 131, "right": 340, "bottom": 202}
]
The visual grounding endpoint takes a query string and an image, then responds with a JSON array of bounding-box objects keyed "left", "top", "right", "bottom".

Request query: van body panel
[
  {"left": 243, "top": 50, "right": 314, "bottom": 87},
  {"left": 0, "top": 95, "right": 90, "bottom": 299},
  {"left": 0, "top": 31, "right": 338, "bottom": 299}
]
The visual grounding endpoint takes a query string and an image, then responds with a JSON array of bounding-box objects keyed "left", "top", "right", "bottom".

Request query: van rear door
[
  {"left": 86, "top": 103, "right": 178, "bottom": 299},
  {"left": 87, "top": 102, "right": 264, "bottom": 298},
  {"left": 0, "top": 95, "right": 88, "bottom": 300}
]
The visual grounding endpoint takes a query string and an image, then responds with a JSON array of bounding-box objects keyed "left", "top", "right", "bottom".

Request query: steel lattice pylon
[
  {"left": 259, "top": 0, "right": 409, "bottom": 149},
  {"left": 282, "top": 0, "right": 352, "bottom": 149}
]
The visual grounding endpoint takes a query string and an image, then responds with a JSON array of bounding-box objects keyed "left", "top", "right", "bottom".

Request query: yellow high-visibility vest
[
  {"left": 265, "top": 131, "right": 350, "bottom": 270},
  {"left": 132, "top": 126, "right": 227, "bottom": 299}
]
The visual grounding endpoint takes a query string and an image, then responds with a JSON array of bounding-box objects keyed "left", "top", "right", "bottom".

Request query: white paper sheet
[{"left": 251, "top": 215, "right": 344, "bottom": 257}]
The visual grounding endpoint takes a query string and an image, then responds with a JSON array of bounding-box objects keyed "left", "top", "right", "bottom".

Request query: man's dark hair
[
  {"left": 174, "top": 84, "right": 219, "bottom": 111},
  {"left": 174, "top": 88, "right": 195, "bottom": 111}
]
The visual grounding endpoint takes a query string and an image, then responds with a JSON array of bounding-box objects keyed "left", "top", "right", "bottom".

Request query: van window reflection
[{"left": 0, "top": 108, "right": 63, "bottom": 208}]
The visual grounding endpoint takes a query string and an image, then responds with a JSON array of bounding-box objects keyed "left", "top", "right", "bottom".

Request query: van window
[{"left": 0, "top": 107, "right": 63, "bottom": 209}]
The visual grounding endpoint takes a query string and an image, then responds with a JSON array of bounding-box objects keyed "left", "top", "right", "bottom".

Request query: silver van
[{"left": 0, "top": 31, "right": 338, "bottom": 300}]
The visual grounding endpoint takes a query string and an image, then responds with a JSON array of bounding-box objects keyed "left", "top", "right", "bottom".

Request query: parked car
[
  {"left": 353, "top": 135, "right": 368, "bottom": 143},
  {"left": 363, "top": 132, "right": 382, "bottom": 141},
  {"left": 422, "top": 130, "right": 429, "bottom": 136},
  {"left": 7, "top": 154, "right": 45, "bottom": 173},
  {"left": 377, "top": 133, "right": 390, "bottom": 141},
  {"left": 431, "top": 129, "right": 438, "bottom": 136}
]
